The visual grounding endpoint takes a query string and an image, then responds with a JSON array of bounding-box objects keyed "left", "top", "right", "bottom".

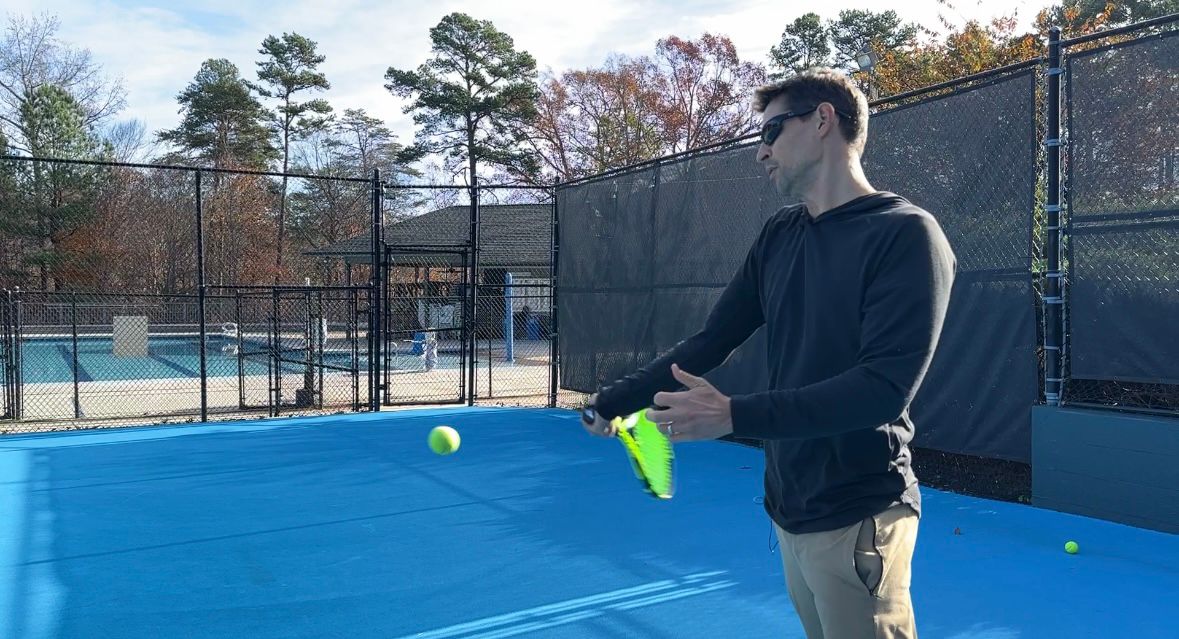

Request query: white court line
[{"left": 396, "top": 572, "right": 734, "bottom": 639}]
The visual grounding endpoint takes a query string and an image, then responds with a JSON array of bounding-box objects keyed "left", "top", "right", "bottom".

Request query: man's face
[{"left": 755, "top": 96, "right": 822, "bottom": 197}]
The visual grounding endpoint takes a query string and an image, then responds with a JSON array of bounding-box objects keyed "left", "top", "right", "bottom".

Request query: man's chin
[{"left": 774, "top": 178, "right": 799, "bottom": 198}]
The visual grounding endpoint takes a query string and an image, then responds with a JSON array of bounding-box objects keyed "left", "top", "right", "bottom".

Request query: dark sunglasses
[
  {"left": 759, "top": 108, "right": 816, "bottom": 146},
  {"left": 759, "top": 106, "right": 851, "bottom": 146}
]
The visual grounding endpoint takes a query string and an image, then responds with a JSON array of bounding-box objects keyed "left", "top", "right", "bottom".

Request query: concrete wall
[{"left": 1032, "top": 405, "right": 1179, "bottom": 534}]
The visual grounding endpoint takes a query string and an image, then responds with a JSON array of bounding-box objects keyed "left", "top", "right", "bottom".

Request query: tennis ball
[
  {"left": 1064, "top": 540, "right": 1078, "bottom": 554},
  {"left": 428, "top": 426, "right": 460, "bottom": 455}
]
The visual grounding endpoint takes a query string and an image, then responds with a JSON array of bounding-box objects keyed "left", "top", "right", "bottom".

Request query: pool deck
[
  {"left": 4, "top": 338, "right": 552, "bottom": 432},
  {"left": 4, "top": 361, "right": 554, "bottom": 432}
]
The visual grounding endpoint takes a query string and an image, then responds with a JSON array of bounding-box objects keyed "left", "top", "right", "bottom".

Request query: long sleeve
[
  {"left": 729, "top": 213, "right": 956, "bottom": 440},
  {"left": 593, "top": 223, "right": 769, "bottom": 420}
]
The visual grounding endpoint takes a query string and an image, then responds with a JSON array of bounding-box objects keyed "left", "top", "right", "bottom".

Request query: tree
[
  {"left": 768, "top": 10, "right": 918, "bottom": 79},
  {"left": 869, "top": 16, "right": 1040, "bottom": 96},
  {"left": 865, "top": 0, "right": 1168, "bottom": 100},
  {"left": 769, "top": 13, "right": 833, "bottom": 77},
  {"left": 287, "top": 109, "right": 415, "bottom": 284},
  {"left": 828, "top": 10, "right": 920, "bottom": 68},
  {"left": 1038, "top": 0, "right": 1179, "bottom": 33},
  {"left": 525, "top": 34, "right": 767, "bottom": 183},
  {"left": 9, "top": 84, "right": 109, "bottom": 290},
  {"left": 0, "top": 12, "right": 126, "bottom": 153},
  {"left": 157, "top": 58, "right": 276, "bottom": 169},
  {"left": 332, "top": 109, "right": 410, "bottom": 179},
  {"left": 252, "top": 32, "right": 332, "bottom": 282},
  {"left": 102, "top": 119, "right": 155, "bottom": 163},
  {"left": 0, "top": 128, "right": 20, "bottom": 285},
  {"left": 384, "top": 12, "right": 540, "bottom": 186},
  {"left": 654, "top": 34, "right": 767, "bottom": 153},
  {"left": 527, "top": 57, "right": 664, "bottom": 183}
]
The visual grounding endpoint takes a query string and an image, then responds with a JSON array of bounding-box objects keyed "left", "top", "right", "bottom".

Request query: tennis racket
[{"left": 582, "top": 404, "right": 675, "bottom": 499}]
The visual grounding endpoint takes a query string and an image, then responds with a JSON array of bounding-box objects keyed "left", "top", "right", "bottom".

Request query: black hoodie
[{"left": 593, "top": 191, "right": 957, "bottom": 534}]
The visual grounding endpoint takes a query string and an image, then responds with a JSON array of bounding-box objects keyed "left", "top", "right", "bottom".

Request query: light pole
[{"left": 855, "top": 45, "right": 880, "bottom": 101}]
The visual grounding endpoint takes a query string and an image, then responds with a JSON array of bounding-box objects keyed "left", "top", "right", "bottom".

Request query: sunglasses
[
  {"left": 759, "top": 108, "right": 816, "bottom": 146},
  {"left": 759, "top": 106, "right": 852, "bottom": 146}
]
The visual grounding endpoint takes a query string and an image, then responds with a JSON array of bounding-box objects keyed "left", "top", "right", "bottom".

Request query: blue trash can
[
  {"left": 411, "top": 331, "right": 426, "bottom": 355},
  {"left": 526, "top": 317, "right": 541, "bottom": 340}
]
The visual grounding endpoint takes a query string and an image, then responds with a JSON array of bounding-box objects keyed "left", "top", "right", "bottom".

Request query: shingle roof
[{"left": 306, "top": 204, "right": 552, "bottom": 268}]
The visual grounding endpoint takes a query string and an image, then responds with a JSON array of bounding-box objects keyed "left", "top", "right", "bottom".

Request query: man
[{"left": 582, "top": 67, "right": 957, "bottom": 638}]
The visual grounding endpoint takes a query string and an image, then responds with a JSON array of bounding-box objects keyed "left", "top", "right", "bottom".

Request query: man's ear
[{"left": 816, "top": 102, "right": 838, "bottom": 136}]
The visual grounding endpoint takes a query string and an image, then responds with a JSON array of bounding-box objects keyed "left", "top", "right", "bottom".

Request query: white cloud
[{"left": 7, "top": 0, "right": 1056, "bottom": 157}]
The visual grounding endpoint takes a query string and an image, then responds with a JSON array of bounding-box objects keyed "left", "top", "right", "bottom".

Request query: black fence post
[
  {"left": 549, "top": 188, "right": 559, "bottom": 408},
  {"left": 370, "top": 168, "right": 383, "bottom": 411},
  {"left": 468, "top": 178, "right": 480, "bottom": 407},
  {"left": 460, "top": 250, "right": 469, "bottom": 403},
  {"left": 1, "top": 290, "right": 10, "bottom": 419},
  {"left": 1044, "top": 26, "right": 1064, "bottom": 406},
  {"left": 1, "top": 289, "right": 17, "bottom": 420},
  {"left": 196, "top": 169, "right": 208, "bottom": 421},
  {"left": 71, "top": 291, "right": 80, "bottom": 419},
  {"left": 235, "top": 292, "right": 245, "bottom": 409},
  {"left": 13, "top": 289, "right": 21, "bottom": 419},
  {"left": 351, "top": 287, "right": 360, "bottom": 411},
  {"left": 383, "top": 267, "right": 392, "bottom": 406},
  {"left": 271, "top": 288, "right": 280, "bottom": 416},
  {"left": 300, "top": 289, "right": 314, "bottom": 407},
  {"left": 317, "top": 291, "right": 324, "bottom": 408}
]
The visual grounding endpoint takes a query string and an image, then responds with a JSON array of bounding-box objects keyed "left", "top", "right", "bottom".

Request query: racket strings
[{"left": 617, "top": 410, "right": 675, "bottom": 499}]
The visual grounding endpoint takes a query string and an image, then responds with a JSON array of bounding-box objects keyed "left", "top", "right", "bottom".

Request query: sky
[{"left": 2, "top": 0, "right": 1059, "bottom": 160}]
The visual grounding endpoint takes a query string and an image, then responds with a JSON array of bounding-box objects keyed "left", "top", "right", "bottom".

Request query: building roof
[{"left": 305, "top": 203, "right": 552, "bottom": 268}]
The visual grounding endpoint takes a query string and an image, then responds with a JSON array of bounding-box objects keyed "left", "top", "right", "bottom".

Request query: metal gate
[
  {"left": 265, "top": 286, "right": 372, "bottom": 416},
  {"left": 381, "top": 247, "right": 470, "bottom": 406},
  {"left": 206, "top": 286, "right": 373, "bottom": 417}
]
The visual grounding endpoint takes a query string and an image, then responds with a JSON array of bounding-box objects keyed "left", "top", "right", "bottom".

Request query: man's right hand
[{"left": 581, "top": 394, "right": 618, "bottom": 438}]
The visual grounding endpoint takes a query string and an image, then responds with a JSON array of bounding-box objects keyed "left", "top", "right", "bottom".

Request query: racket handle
[{"left": 584, "top": 404, "right": 666, "bottom": 424}]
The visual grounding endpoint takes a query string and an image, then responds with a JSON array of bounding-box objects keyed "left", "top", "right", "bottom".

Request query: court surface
[{"left": 1, "top": 406, "right": 1175, "bottom": 638}]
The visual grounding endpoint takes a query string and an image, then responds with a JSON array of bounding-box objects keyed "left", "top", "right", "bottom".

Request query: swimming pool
[{"left": 16, "top": 335, "right": 458, "bottom": 384}]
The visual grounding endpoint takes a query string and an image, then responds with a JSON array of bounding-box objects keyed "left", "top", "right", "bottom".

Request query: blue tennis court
[{"left": 1, "top": 407, "right": 1174, "bottom": 638}]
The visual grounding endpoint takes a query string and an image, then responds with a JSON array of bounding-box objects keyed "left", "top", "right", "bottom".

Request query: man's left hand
[{"left": 648, "top": 364, "right": 734, "bottom": 442}]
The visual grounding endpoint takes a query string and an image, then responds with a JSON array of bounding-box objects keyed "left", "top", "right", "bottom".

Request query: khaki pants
[{"left": 773, "top": 503, "right": 919, "bottom": 639}]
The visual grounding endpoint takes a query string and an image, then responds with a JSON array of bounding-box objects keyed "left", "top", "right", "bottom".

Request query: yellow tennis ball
[
  {"left": 1064, "top": 540, "right": 1078, "bottom": 554},
  {"left": 428, "top": 426, "right": 460, "bottom": 455}
]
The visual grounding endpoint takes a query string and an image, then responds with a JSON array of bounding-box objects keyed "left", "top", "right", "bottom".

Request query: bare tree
[{"left": 0, "top": 12, "right": 126, "bottom": 153}]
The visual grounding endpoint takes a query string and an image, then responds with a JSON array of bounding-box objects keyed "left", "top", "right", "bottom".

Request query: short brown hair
[{"left": 753, "top": 67, "right": 869, "bottom": 152}]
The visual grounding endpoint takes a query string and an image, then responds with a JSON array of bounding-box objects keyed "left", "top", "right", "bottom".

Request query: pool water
[{"left": 16, "top": 337, "right": 458, "bottom": 384}]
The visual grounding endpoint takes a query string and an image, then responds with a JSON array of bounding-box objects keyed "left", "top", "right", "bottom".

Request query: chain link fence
[
  {"left": 0, "top": 156, "right": 383, "bottom": 431},
  {"left": 1062, "top": 27, "right": 1179, "bottom": 410},
  {"left": 552, "top": 18, "right": 1179, "bottom": 464},
  {"left": 862, "top": 66, "right": 1040, "bottom": 462},
  {"left": 0, "top": 154, "right": 562, "bottom": 432},
  {"left": 555, "top": 146, "right": 781, "bottom": 411},
  {"left": 2, "top": 18, "right": 1173, "bottom": 437},
  {"left": 307, "top": 184, "right": 560, "bottom": 409},
  {"left": 471, "top": 189, "right": 555, "bottom": 408},
  {"left": 555, "top": 64, "right": 1040, "bottom": 461},
  {"left": 376, "top": 185, "right": 472, "bottom": 407}
]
